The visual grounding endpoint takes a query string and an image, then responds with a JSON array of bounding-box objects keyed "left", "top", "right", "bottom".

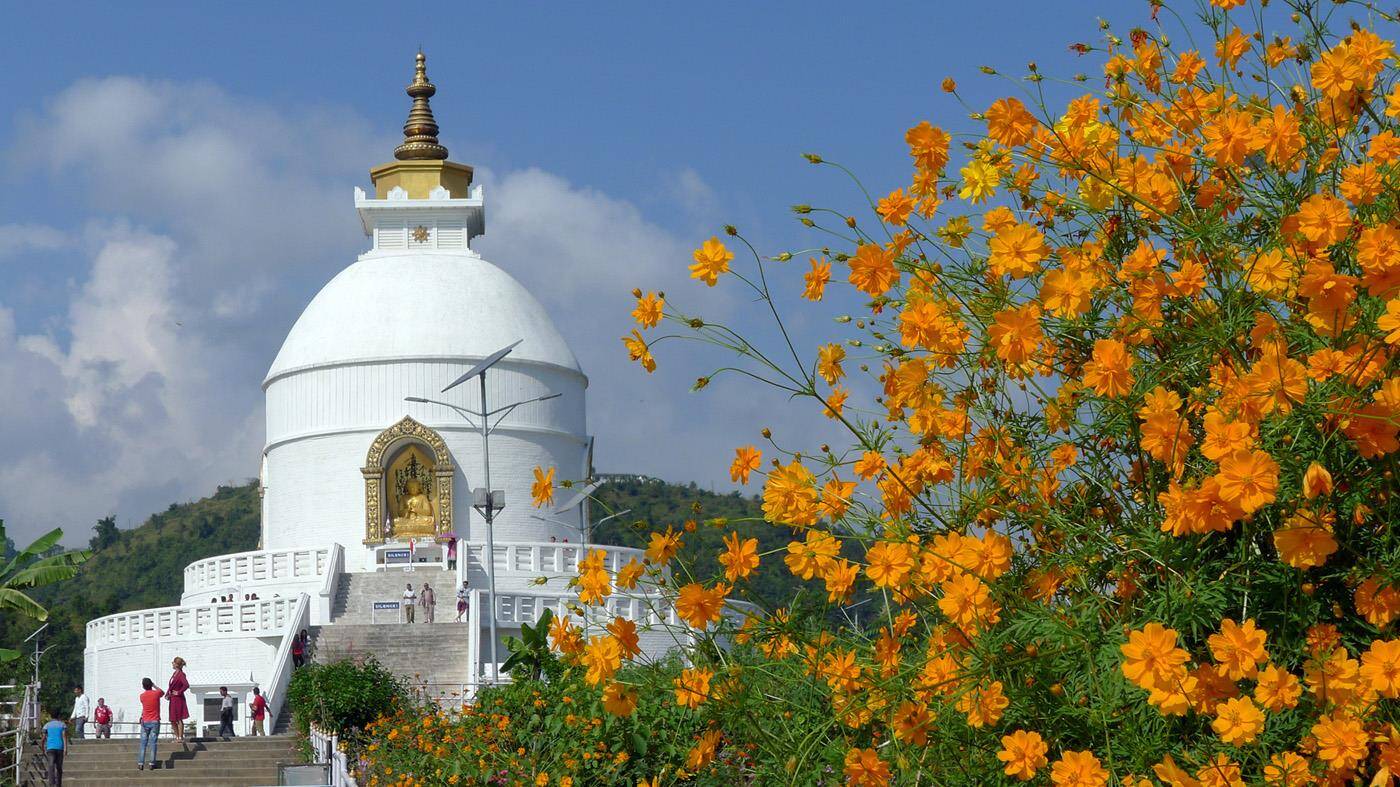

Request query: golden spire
[{"left": 394, "top": 52, "right": 449, "bottom": 161}]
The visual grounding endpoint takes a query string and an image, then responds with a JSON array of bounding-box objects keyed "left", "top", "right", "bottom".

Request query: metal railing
[
  {"left": 1, "top": 683, "right": 40, "bottom": 784},
  {"left": 307, "top": 723, "right": 357, "bottom": 786}
]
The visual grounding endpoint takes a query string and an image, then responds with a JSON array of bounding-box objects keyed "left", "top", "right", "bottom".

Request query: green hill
[{"left": 1, "top": 475, "right": 788, "bottom": 711}]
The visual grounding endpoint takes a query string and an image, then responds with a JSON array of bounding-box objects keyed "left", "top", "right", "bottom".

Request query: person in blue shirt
[{"left": 42, "top": 707, "right": 68, "bottom": 786}]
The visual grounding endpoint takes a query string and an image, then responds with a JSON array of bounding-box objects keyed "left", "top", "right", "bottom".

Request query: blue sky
[{"left": 0, "top": 1, "right": 1132, "bottom": 544}]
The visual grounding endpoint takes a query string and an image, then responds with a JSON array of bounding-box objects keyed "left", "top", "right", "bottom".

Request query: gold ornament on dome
[
  {"left": 411, "top": 225, "right": 430, "bottom": 243},
  {"left": 362, "top": 416, "right": 455, "bottom": 545}
]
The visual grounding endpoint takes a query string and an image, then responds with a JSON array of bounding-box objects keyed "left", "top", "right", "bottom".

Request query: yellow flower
[
  {"left": 864, "top": 541, "right": 915, "bottom": 589},
  {"left": 673, "top": 667, "right": 713, "bottom": 708},
  {"left": 1312, "top": 714, "right": 1368, "bottom": 771},
  {"left": 631, "top": 291, "right": 664, "bottom": 329},
  {"left": 689, "top": 237, "right": 733, "bottom": 286},
  {"left": 645, "top": 527, "right": 683, "bottom": 564},
  {"left": 1211, "top": 696, "right": 1264, "bottom": 744},
  {"left": 843, "top": 748, "right": 891, "bottom": 787},
  {"left": 997, "top": 730, "right": 1048, "bottom": 781},
  {"left": 1050, "top": 750, "right": 1108, "bottom": 787},
  {"left": 959, "top": 159, "right": 1000, "bottom": 203},
  {"left": 531, "top": 466, "right": 556, "bottom": 508},
  {"left": 621, "top": 329, "right": 656, "bottom": 373},
  {"left": 674, "top": 582, "right": 727, "bottom": 630},
  {"left": 1120, "top": 623, "right": 1189, "bottom": 691},
  {"left": 803, "top": 257, "right": 831, "bottom": 301},
  {"left": 728, "top": 445, "right": 762, "bottom": 484},
  {"left": 718, "top": 532, "right": 759, "bottom": 582},
  {"left": 600, "top": 682, "right": 637, "bottom": 717},
  {"left": 817, "top": 343, "right": 846, "bottom": 384},
  {"left": 1361, "top": 638, "right": 1400, "bottom": 697},
  {"left": 1208, "top": 618, "right": 1268, "bottom": 680},
  {"left": 1253, "top": 663, "right": 1301, "bottom": 711},
  {"left": 615, "top": 559, "right": 644, "bottom": 590}
]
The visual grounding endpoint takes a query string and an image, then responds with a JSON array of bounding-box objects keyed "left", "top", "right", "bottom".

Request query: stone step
[{"left": 62, "top": 736, "right": 298, "bottom": 786}]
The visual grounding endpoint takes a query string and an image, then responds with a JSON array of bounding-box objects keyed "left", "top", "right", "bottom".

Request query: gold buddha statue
[{"left": 391, "top": 478, "right": 437, "bottom": 538}]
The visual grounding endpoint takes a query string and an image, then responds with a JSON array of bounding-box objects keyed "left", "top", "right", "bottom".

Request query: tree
[
  {"left": 0, "top": 521, "right": 89, "bottom": 662},
  {"left": 89, "top": 515, "right": 119, "bottom": 552}
]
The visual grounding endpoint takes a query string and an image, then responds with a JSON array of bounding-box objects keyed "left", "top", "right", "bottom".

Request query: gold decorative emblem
[{"left": 411, "top": 225, "right": 430, "bottom": 243}]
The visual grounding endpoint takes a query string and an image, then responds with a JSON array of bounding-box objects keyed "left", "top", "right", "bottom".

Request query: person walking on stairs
[
  {"left": 403, "top": 583, "right": 417, "bottom": 623},
  {"left": 137, "top": 677, "right": 163, "bottom": 771},
  {"left": 249, "top": 687, "right": 268, "bottom": 736},
  {"left": 217, "top": 686, "right": 236, "bottom": 740},
  {"left": 456, "top": 579, "right": 470, "bottom": 622},
  {"left": 43, "top": 707, "right": 67, "bottom": 786},
  {"left": 421, "top": 582, "right": 436, "bottom": 623}
]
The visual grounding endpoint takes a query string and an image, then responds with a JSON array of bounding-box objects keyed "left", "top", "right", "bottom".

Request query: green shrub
[{"left": 286, "top": 657, "right": 405, "bottom": 737}]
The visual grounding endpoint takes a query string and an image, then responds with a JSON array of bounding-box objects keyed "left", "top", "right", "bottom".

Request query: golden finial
[{"left": 394, "top": 51, "right": 448, "bottom": 161}]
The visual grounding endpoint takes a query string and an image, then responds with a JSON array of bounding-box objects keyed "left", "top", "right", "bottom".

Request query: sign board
[
  {"left": 384, "top": 549, "right": 411, "bottom": 564},
  {"left": 371, "top": 599, "right": 402, "bottom": 624},
  {"left": 372, "top": 601, "right": 401, "bottom": 610}
]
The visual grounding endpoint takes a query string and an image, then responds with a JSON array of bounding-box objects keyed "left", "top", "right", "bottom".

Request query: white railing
[
  {"left": 0, "top": 683, "right": 39, "bottom": 784},
  {"left": 467, "top": 588, "right": 481, "bottom": 695},
  {"left": 263, "top": 593, "right": 310, "bottom": 745},
  {"left": 184, "top": 546, "right": 336, "bottom": 599},
  {"left": 308, "top": 723, "right": 358, "bottom": 787},
  {"left": 87, "top": 596, "right": 301, "bottom": 647},
  {"left": 492, "top": 590, "right": 678, "bottom": 628},
  {"left": 463, "top": 541, "right": 647, "bottom": 576}
]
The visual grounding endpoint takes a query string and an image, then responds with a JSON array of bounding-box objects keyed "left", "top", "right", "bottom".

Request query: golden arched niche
[{"left": 362, "top": 416, "right": 455, "bottom": 544}]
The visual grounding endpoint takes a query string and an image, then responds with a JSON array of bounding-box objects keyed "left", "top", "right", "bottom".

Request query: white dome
[{"left": 265, "top": 252, "right": 581, "bottom": 384}]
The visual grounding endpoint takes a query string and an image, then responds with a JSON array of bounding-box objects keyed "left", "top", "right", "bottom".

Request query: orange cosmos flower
[
  {"left": 1262, "top": 752, "right": 1310, "bottom": 786},
  {"left": 1050, "top": 750, "right": 1109, "bottom": 787},
  {"left": 822, "top": 558, "right": 859, "bottom": 602},
  {"left": 905, "top": 121, "right": 951, "bottom": 172},
  {"left": 673, "top": 667, "right": 712, "bottom": 708},
  {"left": 1082, "top": 339, "right": 1135, "bottom": 397},
  {"left": 1273, "top": 508, "right": 1337, "bottom": 568},
  {"left": 607, "top": 617, "right": 641, "bottom": 659},
  {"left": 876, "top": 188, "right": 914, "bottom": 225},
  {"left": 530, "top": 466, "right": 556, "bottom": 508},
  {"left": 843, "top": 748, "right": 891, "bottom": 787},
  {"left": 956, "top": 680, "right": 1009, "bottom": 728},
  {"left": 674, "top": 582, "right": 727, "bottom": 630},
  {"left": 1211, "top": 696, "right": 1265, "bottom": 744},
  {"left": 1208, "top": 618, "right": 1268, "bottom": 680},
  {"left": 890, "top": 701, "right": 930, "bottom": 745},
  {"left": 1380, "top": 298, "right": 1400, "bottom": 344},
  {"left": 865, "top": 541, "right": 916, "bottom": 589},
  {"left": 1253, "top": 663, "right": 1301, "bottom": 711},
  {"left": 1295, "top": 193, "right": 1351, "bottom": 247},
  {"left": 988, "top": 304, "right": 1044, "bottom": 367},
  {"left": 729, "top": 445, "right": 762, "bottom": 484},
  {"left": 997, "top": 730, "right": 1048, "bottom": 781},
  {"left": 1312, "top": 714, "right": 1368, "bottom": 771},
  {"left": 1360, "top": 638, "right": 1400, "bottom": 697},
  {"left": 631, "top": 291, "right": 664, "bottom": 329},
  {"left": 803, "top": 257, "right": 832, "bottom": 301},
  {"left": 1302, "top": 461, "right": 1334, "bottom": 499},
  {"left": 1355, "top": 577, "right": 1400, "bottom": 626},
  {"left": 600, "top": 682, "right": 636, "bottom": 716},
  {"left": 988, "top": 222, "right": 1049, "bottom": 279},
  {"left": 718, "top": 531, "right": 759, "bottom": 582},
  {"left": 985, "top": 96, "right": 1038, "bottom": 147},
  {"left": 762, "top": 460, "right": 820, "bottom": 527},
  {"left": 1214, "top": 449, "right": 1280, "bottom": 513},
  {"left": 689, "top": 237, "right": 733, "bottom": 286},
  {"left": 645, "top": 526, "right": 683, "bottom": 564},
  {"left": 615, "top": 558, "right": 644, "bottom": 590},
  {"left": 1121, "top": 623, "right": 1190, "bottom": 691},
  {"left": 622, "top": 329, "right": 656, "bottom": 373},
  {"left": 817, "top": 343, "right": 846, "bottom": 384},
  {"left": 785, "top": 529, "right": 840, "bottom": 579},
  {"left": 581, "top": 634, "right": 622, "bottom": 686},
  {"left": 937, "top": 573, "right": 1001, "bottom": 634},
  {"left": 847, "top": 242, "right": 900, "bottom": 295}
]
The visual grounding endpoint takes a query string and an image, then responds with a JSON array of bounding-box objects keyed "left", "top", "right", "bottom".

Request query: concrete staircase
[
  {"left": 309, "top": 568, "right": 476, "bottom": 703},
  {"left": 331, "top": 567, "right": 459, "bottom": 623},
  {"left": 61, "top": 735, "right": 299, "bottom": 785}
]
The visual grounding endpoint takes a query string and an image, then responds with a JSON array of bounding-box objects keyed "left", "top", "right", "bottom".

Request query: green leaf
[
  {"left": 0, "top": 647, "right": 20, "bottom": 663},
  {"left": 0, "top": 587, "right": 48, "bottom": 620}
]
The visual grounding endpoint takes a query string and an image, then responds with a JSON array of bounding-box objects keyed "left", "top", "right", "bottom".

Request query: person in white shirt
[
  {"left": 70, "top": 687, "right": 90, "bottom": 739},
  {"left": 217, "top": 687, "right": 236, "bottom": 740},
  {"left": 402, "top": 583, "right": 417, "bottom": 623}
]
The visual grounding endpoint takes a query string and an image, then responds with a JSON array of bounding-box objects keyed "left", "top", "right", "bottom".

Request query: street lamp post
[{"left": 407, "top": 340, "right": 561, "bottom": 685}]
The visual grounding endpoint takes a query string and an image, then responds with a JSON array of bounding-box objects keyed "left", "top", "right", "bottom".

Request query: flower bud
[
  {"left": 1302, "top": 462, "right": 1333, "bottom": 499},
  {"left": 772, "top": 252, "right": 792, "bottom": 261},
  {"left": 791, "top": 204, "right": 812, "bottom": 214},
  {"left": 761, "top": 428, "right": 772, "bottom": 439},
  {"left": 800, "top": 218, "right": 815, "bottom": 227},
  {"left": 845, "top": 216, "right": 857, "bottom": 228},
  {"left": 803, "top": 153, "right": 823, "bottom": 164},
  {"left": 724, "top": 224, "right": 738, "bottom": 236},
  {"left": 631, "top": 287, "right": 643, "bottom": 298}
]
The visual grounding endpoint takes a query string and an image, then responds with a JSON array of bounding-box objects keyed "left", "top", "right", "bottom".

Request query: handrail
[
  {"left": 183, "top": 546, "right": 335, "bottom": 598},
  {"left": 87, "top": 597, "right": 300, "bottom": 646},
  {"left": 320, "top": 543, "right": 345, "bottom": 600},
  {"left": 467, "top": 588, "right": 481, "bottom": 691},
  {"left": 461, "top": 541, "right": 649, "bottom": 576},
  {"left": 491, "top": 589, "right": 679, "bottom": 628},
  {"left": 263, "top": 593, "right": 310, "bottom": 743},
  {"left": 308, "top": 723, "right": 358, "bottom": 786}
]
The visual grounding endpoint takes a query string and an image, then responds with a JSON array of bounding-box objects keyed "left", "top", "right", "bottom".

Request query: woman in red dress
[{"left": 167, "top": 657, "right": 189, "bottom": 744}]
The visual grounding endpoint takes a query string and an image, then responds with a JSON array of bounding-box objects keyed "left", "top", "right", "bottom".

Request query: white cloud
[{"left": 0, "top": 75, "right": 831, "bottom": 545}]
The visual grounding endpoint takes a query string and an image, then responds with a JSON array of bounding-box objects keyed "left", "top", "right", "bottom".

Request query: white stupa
[{"left": 83, "top": 54, "right": 676, "bottom": 736}]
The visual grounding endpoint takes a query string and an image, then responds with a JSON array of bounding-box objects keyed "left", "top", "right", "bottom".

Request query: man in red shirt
[
  {"left": 92, "top": 698, "right": 113, "bottom": 739},
  {"left": 138, "top": 678, "right": 164, "bottom": 771},
  {"left": 249, "top": 687, "right": 269, "bottom": 736}
]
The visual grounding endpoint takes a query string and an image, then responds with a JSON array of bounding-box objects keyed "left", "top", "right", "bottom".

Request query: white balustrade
[
  {"left": 183, "top": 546, "right": 335, "bottom": 598},
  {"left": 86, "top": 597, "right": 301, "bottom": 647},
  {"left": 462, "top": 541, "right": 647, "bottom": 576},
  {"left": 491, "top": 591, "right": 677, "bottom": 628}
]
